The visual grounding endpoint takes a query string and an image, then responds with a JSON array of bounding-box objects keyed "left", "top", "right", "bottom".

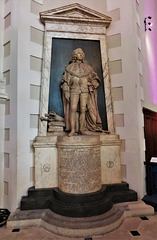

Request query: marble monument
[
  {"left": 7, "top": 4, "right": 141, "bottom": 238},
  {"left": 33, "top": 3, "right": 122, "bottom": 191}
]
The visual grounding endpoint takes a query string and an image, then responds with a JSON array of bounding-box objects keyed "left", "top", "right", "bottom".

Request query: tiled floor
[{"left": 1, "top": 214, "right": 157, "bottom": 240}]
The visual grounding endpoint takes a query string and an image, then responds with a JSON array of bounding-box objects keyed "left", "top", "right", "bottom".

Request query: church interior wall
[
  {"left": 0, "top": 0, "right": 157, "bottom": 212},
  {"left": 0, "top": 0, "right": 5, "bottom": 208},
  {"left": 107, "top": 0, "right": 145, "bottom": 197},
  {"left": 142, "top": 0, "right": 157, "bottom": 112}
]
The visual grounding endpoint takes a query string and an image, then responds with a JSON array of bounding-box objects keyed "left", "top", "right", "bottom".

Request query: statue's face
[{"left": 73, "top": 48, "right": 85, "bottom": 61}]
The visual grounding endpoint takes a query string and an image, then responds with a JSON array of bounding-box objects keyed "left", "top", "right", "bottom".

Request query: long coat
[{"left": 61, "top": 61, "right": 102, "bottom": 132}]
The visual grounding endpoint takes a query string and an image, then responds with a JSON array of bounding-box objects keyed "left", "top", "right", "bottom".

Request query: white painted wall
[
  {"left": 107, "top": 0, "right": 146, "bottom": 197},
  {"left": 3, "top": 0, "right": 18, "bottom": 210},
  {"left": 0, "top": 0, "right": 6, "bottom": 208}
]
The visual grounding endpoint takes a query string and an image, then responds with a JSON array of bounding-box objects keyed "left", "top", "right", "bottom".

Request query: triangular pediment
[
  {"left": 53, "top": 8, "right": 100, "bottom": 19},
  {"left": 40, "top": 3, "right": 112, "bottom": 25}
]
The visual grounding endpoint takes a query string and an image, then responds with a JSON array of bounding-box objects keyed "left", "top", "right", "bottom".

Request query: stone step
[
  {"left": 49, "top": 194, "right": 113, "bottom": 217},
  {"left": 53, "top": 186, "right": 107, "bottom": 203},
  {"left": 7, "top": 199, "right": 154, "bottom": 238},
  {"left": 27, "top": 186, "right": 53, "bottom": 198},
  {"left": 41, "top": 205, "right": 123, "bottom": 229},
  {"left": 111, "top": 189, "right": 138, "bottom": 203},
  {"left": 21, "top": 182, "right": 138, "bottom": 218},
  {"left": 106, "top": 182, "right": 129, "bottom": 192}
]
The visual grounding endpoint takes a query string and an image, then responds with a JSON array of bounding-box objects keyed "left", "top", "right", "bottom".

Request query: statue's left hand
[{"left": 92, "top": 80, "right": 99, "bottom": 89}]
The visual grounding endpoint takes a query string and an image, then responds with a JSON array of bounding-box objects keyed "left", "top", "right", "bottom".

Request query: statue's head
[{"left": 72, "top": 48, "right": 85, "bottom": 62}]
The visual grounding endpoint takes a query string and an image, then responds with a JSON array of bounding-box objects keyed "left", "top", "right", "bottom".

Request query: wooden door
[{"left": 143, "top": 108, "right": 157, "bottom": 162}]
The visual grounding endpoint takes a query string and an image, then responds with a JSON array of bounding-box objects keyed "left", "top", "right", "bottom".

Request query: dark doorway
[
  {"left": 143, "top": 108, "right": 157, "bottom": 162},
  {"left": 48, "top": 38, "right": 108, "bottom": 130}
]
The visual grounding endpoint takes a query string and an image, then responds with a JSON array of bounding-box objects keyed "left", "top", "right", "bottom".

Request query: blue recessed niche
[{"left": 48, "top": 38, "right": 108, "bottom": 130}]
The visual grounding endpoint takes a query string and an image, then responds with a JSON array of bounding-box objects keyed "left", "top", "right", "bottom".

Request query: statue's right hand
[{"left": 64, "top": 91, "right": 70, "bottom": 101}]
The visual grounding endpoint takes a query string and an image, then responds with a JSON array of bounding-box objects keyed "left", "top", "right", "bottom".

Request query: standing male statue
[{"left": 61, "top": 48, "right": 102, "bottom": 137}]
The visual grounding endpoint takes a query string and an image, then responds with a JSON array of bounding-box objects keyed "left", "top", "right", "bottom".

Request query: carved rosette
[{"left": 57, "top": 135, "right": 102, "bottom": 194}]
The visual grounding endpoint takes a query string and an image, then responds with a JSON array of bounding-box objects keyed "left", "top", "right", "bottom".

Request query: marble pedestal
[
  {"left": 14, "top": 133, "right": 139, "bottom": 235},
  {"left": 57, "top": 135, "right": 102, "bottom": 194},
  {"left": 33, "top": 133, "right": 122, "bottom": 189},
  {"left": 22, "top": 133, "right": 123, "bottom": 218}
]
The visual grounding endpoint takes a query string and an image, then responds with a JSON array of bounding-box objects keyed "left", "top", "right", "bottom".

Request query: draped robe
[{"left": 61, "top": 62, "right": 102, "bottom": 132}]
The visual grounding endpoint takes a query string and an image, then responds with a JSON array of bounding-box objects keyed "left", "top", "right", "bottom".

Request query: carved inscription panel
[{"left": 58, "top": 146, "right": 101, "bottom": 194}]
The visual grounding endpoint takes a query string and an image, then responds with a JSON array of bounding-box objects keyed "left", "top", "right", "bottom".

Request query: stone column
[{"left": 57, "top": 135, "right": 102, "bottom": 194}]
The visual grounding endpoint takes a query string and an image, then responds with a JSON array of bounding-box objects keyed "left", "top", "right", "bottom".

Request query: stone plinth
[
  {"left": 57, "top": 135, "right": 101, "bottom": 194},
  {"left": 100, "top": 134, "right": 122, "bottom": 184},
  {"left": 20, "top": 182, "right": 138, "bottom": 218},
  {"left": 8, "top": 199, "right": 154, "bottom": 238},
  {"left": 33, "top": 136, "right": 58, "bottom": 189},
  {"left": 33, "top": 134, "right": 121, "bottom": 189}
]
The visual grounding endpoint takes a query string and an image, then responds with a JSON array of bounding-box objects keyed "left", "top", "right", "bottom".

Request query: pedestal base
[
  {"left": 33, "top": 134, "right": 122, "bottom": 189},
  {"left": 7, "top": 200, "right": 154, "bottom": 238},
  {"left": 21, "top": 182, "right": 137, "bottom": 218}
]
